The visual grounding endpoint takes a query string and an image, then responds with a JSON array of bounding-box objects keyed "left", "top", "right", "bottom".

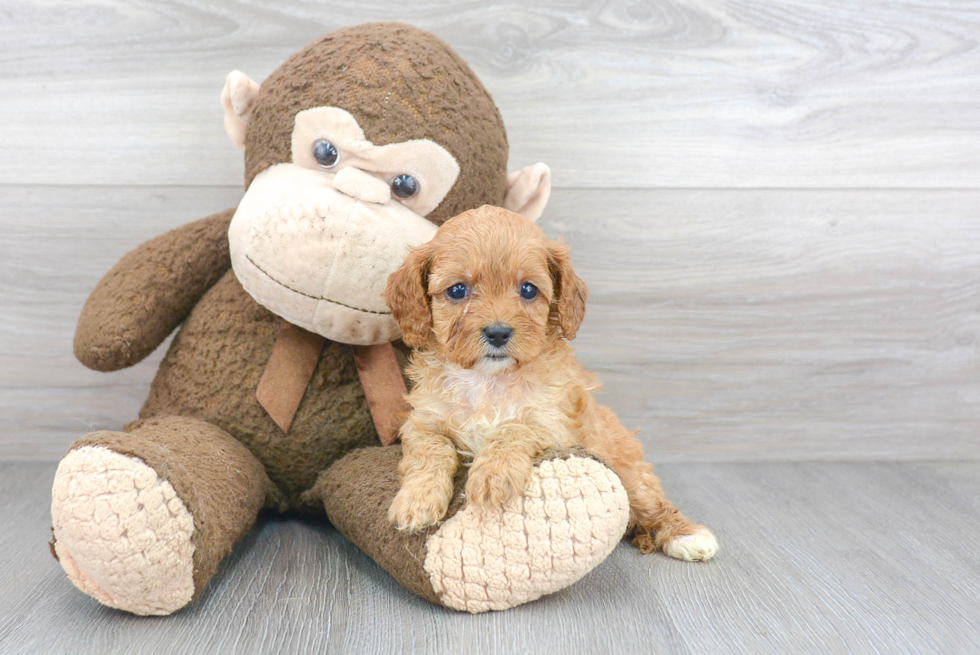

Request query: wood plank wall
[{"left": 1, "top": 1, "right": 978, "bottom": 461}]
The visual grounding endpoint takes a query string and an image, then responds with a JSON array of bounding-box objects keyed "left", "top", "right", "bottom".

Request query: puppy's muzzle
[{"left": 482, "top": 323, "right": 513, "bottom": 349}]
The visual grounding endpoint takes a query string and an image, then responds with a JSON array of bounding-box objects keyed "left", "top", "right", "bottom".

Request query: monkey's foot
[
  {"left": 312, "top": 446, "right": 630, "bottom": 613},
  {"left": 51, "top": 445, "right": 196, "bottom": 616}
]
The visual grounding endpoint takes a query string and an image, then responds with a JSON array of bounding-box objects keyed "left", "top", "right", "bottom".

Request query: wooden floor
[
  {"left": 2, "top": 1, "right": 979, "bottom": 653},
  {"left": 3, "top": 461, "right": 979, "bottom": 654}
]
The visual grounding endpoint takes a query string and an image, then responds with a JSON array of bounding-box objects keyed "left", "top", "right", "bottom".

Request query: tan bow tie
[{"left": 255, "top": 320, "right": 407, "bottom": 445}]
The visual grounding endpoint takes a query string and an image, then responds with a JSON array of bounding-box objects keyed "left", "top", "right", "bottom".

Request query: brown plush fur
[
  {"left": 309, "top": 445, "right": 451, "bottom": 605},
  {"left": 311, "top": 443, "right": 608, "bottom": 606},
  {"left": 245, "top": 22, "right": 509, "bottom": 225},
  {"left": 72, "top": 24, "right": 513, "bottom": 512},
  {"left": 138, "top": 266, "right": 387, "bottom": 506},
  {"left": 74, "top": 210, "right": 235, "bottom": 372},
  {"left": 73, "top": 210, "right": 384, "bottom": 509},
  {"left": 69, "top": 416, "right": 277, "bottom": 599},
  {"left": 384, "top": 207, "right": 704, "bottom": 552},
  {"left": 60, "top": 23, "right": 517, "bottom": 608}
]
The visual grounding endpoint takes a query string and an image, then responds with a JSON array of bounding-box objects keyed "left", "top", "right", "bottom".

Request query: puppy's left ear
[
  {"left": 384, "top": 242, "right": 435, "bottom": 348},
  {"left": 547, "top": 239, "right": 588, "bottom": 340},
  {"left": 504, "top": 163, "right": 551, "bottom": 222}
]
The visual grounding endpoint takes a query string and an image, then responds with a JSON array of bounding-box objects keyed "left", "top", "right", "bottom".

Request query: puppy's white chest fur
[{"left": 438, "top": 366, "right": 542, "bottom": 458}]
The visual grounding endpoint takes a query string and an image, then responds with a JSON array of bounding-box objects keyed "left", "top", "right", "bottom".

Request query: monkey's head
[{"left": 221, "top": 23, "right": 551, "bottom": 345}]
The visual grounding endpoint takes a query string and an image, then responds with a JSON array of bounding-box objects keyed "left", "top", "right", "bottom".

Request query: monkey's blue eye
[
  {"left": 313, "top": 139, "right": 339, "bottom": 168},
  {"left": 446, "top": 283, "right": 468, "bottom": 301},
  {"left": 520, "top": 282, "right": 539, "bottom": 300},
  {"left": 391, "top": 174, "right": 419, "bottom": 199}
]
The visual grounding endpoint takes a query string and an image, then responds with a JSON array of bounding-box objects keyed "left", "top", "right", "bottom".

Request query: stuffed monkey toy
[{"left": 50, "top": 23, "right": 633, "bottom": 614}]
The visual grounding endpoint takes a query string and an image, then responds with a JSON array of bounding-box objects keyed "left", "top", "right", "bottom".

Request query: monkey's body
[
  {"left": 49, "top": 23, "right": 681, "bottom": 617},
  {"left": 55, "top": 209, "right": 631, "bottom": 615},
  {"left": 143, "top": 271, "right": 378, "bottom": 503},
  {"left": 142, "top": 258, "right": 379, "bottom": 508},
  {"left": 65, "top": 208, "right": 375, "bottom": 506}
]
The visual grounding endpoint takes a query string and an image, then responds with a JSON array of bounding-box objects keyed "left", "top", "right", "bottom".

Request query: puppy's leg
[
  {"left": 389, "top": 415, "right": 458, "bottom": 533},
  {"left": 466, "top": 424, "right": 549, "bottom": 510},
  {"left": 584, "top": 407, "right": 718, "bottom": 561}
]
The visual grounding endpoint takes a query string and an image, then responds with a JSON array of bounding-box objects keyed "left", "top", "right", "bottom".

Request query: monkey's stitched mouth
[{"left": 244, "top": 254, "right": 391, "bottom": 316}]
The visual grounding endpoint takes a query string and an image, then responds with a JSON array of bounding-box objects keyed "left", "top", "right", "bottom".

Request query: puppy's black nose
[{"left": 482, "top": 323, "right": 513, "bottom": 348}]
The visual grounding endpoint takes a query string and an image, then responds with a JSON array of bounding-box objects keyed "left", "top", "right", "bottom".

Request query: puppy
[{"left": 383, "top": 205, "right": 717, "bottom": 560}]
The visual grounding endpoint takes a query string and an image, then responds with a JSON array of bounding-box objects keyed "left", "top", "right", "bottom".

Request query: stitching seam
[{"left": 244, "top": 254, "right": 392, "bottom": 316}]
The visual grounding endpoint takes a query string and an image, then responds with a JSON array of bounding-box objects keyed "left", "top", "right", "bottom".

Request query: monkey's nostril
[{"left": 482, "top": 323, "right": 513, "bottom": 348}]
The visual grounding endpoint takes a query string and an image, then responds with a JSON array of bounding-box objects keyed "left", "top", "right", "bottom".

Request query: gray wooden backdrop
[{"left": 1, "top": 0, "right": 978, "bottom": 462}]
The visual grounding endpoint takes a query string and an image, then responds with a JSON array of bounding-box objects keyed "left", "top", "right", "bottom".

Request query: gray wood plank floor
[{"left": 3, "top": 461, "right": 979, "bottom": 654}]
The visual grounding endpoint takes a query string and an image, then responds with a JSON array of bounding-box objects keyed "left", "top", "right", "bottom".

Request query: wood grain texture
[
  {"left": 1, "top": 0, "right": 979, "bottom": 188},
  {"left": 548, "top": 188, "right": 980, "bottom": 462},
  {"left": 2, "top": 461, "right": 979, "bottom": 654},
  {"left": 0, "top": 185, "right": 244, "bottom": 459},
  {"left": 2, "top": 185, "right": 976, "bottom": 461}
]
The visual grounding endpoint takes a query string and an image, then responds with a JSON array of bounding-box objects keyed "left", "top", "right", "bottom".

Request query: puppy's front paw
[
  {"left": 388, "top": 484, "right": 451, "bottom": 533},
  {"left": 465, "top": 458, "right": 533, "bottom": 510}
]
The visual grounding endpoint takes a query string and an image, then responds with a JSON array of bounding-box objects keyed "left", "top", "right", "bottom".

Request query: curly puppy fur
[{"left": 383, "top": 205, "right": 715, "bottom": 557}]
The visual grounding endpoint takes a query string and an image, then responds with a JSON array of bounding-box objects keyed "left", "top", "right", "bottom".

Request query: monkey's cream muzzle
[{"left": 229, "top": 164, "right": 438, "bottom": 345}]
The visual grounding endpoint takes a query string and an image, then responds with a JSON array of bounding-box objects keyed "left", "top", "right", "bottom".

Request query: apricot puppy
[{"left": 383, "top": 206, "right": 718, "bottom": 561}]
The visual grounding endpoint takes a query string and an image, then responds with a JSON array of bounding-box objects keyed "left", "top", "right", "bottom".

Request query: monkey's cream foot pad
[
  {"left": 423, "top": 456, "right": 630, "bottom": 613},
  {"left": 50, "top": 446, "right": 196, "bottom": 616}
]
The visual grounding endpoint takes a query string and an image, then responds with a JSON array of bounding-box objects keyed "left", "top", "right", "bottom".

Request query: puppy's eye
[
  {"left": 446, "top": 283, "right": 468, "bottom": 301},
  {"left": 520, "top": 282, "right": 539, "bottom": 300},
  {"left": 391, "top": 174, "right": 419, "bottom": 199},
  {"left": 312, "top": 139, "right": 339, "bottom": 168}
]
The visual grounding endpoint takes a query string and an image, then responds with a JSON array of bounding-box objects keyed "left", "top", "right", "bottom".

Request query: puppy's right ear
[{"left": 384, "top": 242, "right": 435, "bottom": 348}]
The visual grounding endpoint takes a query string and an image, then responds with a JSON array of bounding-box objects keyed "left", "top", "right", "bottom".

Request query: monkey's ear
[
  {"left": 504, "top": 163, "right": 552, "bottom": 222},
  {"left": 547, "top": 239, "right": 588, "bottom": 341},
  {"left": 383, "top": 243, "right": 435, "bottom": 348},
  {"left": 221, "top": 70, "right": 261, "bottom": 151}
]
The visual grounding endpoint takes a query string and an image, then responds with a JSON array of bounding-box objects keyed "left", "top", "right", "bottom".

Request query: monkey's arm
[{"left": 74, "top": 208, "right": 235, "bottom": 372}]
